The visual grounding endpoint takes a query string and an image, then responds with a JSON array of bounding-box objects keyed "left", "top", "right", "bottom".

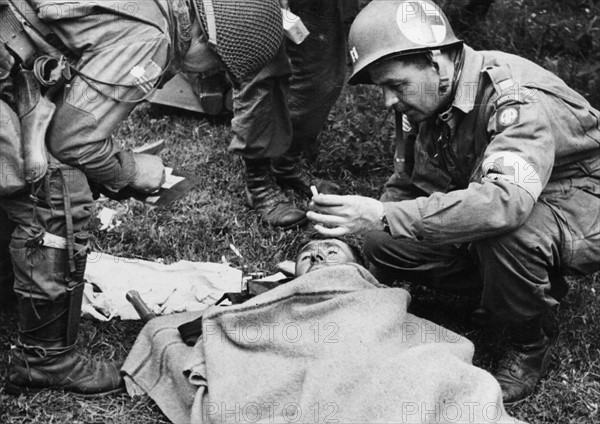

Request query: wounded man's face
[{"left": 295, "top": 239, "right": 360, "bottom": 277}]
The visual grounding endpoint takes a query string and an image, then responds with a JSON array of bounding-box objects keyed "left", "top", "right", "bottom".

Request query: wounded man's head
[{"left": 295, "top": 238, "right": 364, "bottom": 277}]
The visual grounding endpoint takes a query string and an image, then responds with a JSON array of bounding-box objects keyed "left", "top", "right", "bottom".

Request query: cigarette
[{"left": 310, "top": 185, "right": 319, "bottom": 197}]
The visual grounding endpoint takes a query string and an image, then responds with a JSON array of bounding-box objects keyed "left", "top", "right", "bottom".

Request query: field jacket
[
  {"left": 19, "top": 0, "right": 197, "bottom": 191},
  {"left": 382, "top": 45, "right": 600, "bottom": 244}
]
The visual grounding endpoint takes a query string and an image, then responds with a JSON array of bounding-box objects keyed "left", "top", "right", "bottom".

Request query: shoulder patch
[
  {"left": 483, "top": 65, "right": 529, "bottom": 108},
  {"left": 496, "top": 93, "right": 520, "bottom": 108},
  {"left": 496, "top": 106, "right": 520, "bottom": 129}
]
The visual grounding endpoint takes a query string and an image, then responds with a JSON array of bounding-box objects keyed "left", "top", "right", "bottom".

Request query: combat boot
[
  {"left": 494, "top": 322, "right": 551, "bottom": 404},
  {"left": 6, "top": 295, "right": 124, "bottom": 396},
  {"left": 271, "top": 153, "right": 342, "bottom": 197},
  {"left": 6, "top": 244, "right": 123, "bottom": 396},
  {"left": 244, "top": 158, "right": 307, "bottom": 229}
]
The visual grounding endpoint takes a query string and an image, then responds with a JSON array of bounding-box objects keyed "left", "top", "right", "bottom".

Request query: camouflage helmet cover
[
  {"left": 196, "top": 0, "right": 283, "bottom": 82},
  {"left": 348, "top": 0, "right": 462, "bottom": 85}
]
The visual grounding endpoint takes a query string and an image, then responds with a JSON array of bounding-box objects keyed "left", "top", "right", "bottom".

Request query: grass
[{"left": 1, "top": 0, "right": 599, "bottom": 422}]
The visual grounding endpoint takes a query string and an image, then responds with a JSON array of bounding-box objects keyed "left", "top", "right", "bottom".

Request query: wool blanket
[{"left": 123, "top": 264, "right": 526, "bottom": 424}]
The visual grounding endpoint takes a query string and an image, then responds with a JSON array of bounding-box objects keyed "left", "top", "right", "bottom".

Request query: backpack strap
[
  {"left": 0, "top": 4, "right": 36, "bottom": 64},
  {"left": 7, "top": 0, "right": 73, "bottom": 61},
  {"left": 7, "top": 0, "right": 177, "bottom": 103}
]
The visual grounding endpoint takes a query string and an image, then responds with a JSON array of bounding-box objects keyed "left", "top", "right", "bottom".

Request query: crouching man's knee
[
  {"left": 471, "top": 223, "right": 562, "bottom": 323},
  {"left": 362, "top": 230, "right": 391, "bottom": 266}
]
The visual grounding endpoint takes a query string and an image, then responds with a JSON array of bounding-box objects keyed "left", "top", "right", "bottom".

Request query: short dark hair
[{"left": 296, "top": 234, "right": 365, "bottom": 267}]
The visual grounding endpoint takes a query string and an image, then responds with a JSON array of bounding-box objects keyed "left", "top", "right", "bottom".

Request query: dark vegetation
[{"left": 1, "top": 0, "right": 599, "bottom": 422}]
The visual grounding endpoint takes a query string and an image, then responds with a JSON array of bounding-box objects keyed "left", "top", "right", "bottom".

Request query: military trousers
[
  {"left": 0, "top": 84, "right": 94, "bottom": 301},
  {"left": 1, "top": 96, "right": 92, "bottom": 301},
  {"left": 30, "top": 0, "right": 171, "bottom": 192},
  {"left": 0, "top": 153, "right": 93, "bottom": 301},
  {"left": 363, "top": 177, "right": 600, "bottom": 323},
  {"left": 229, "top": 0, "right": 358, "bottom": 159}
]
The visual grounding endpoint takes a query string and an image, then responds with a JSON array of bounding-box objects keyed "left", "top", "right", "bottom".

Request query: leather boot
[
  {"left": 244, "top": 158, "right": 307, "bottom": 229},
  {"left": 271, "top": 153, "right": 342, "bottom": 197},
  {"left": 6, "top": 244, "right": 123, "bottom": 396},
  {"left": 6, "top": 295, "right": 124, "bottom": 396},
  {"left": 494, "top": 322, "right": 551, "bottom": 404}
]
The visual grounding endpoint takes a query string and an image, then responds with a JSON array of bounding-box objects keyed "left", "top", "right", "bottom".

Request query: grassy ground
[{"left": 1, "top": 0, "right": 599, "bottom": 422}]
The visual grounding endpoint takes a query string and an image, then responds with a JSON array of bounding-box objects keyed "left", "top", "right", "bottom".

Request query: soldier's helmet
[
  {"left": 195, "top": 0, "right": 283, "bottom": 82},
  {"left": 348, "top": 0, "right": 462, "bottom": 85}
]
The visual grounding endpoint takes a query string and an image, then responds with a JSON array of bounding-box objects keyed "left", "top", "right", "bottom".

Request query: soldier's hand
[
  {"left": 307, "top": 194, "right": 385, "bottom": 237},
  {"left": 0, "top": 43, "right": 15, "bottom": 80},
  {"left": 129, "top": 153, "right": 166, "bottom": 193}
]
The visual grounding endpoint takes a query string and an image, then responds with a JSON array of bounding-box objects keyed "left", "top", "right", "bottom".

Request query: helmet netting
[{"left": 197, "top": 0, "right": 283, "bottom": 81}]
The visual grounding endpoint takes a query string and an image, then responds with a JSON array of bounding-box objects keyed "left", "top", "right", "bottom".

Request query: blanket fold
[{"left": 123, "top": 264, "right": 526, "bottom": 424}]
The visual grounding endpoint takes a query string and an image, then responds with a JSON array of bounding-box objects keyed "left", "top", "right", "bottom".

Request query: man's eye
[{"left": 300, "top": 255, "right": 311, "bottom": 262}]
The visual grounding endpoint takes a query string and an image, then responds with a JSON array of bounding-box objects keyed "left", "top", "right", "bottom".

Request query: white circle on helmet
[{"left": 396, "top": 1, "right": 447, "bottom": 46}]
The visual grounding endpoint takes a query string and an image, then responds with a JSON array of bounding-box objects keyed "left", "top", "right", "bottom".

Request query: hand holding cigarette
[{"left": 307, "top": 194, "right": 386, "bottom": 237}]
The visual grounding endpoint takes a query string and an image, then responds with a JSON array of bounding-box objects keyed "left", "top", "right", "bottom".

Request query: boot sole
[
  {"left": 503, "top": 396, "right": 528, "bottom": 407},
  {"left": 4, "top": 380, "right": 125, "bottom": 398}
]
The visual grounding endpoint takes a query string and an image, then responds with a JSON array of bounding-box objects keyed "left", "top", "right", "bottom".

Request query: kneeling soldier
[{"left": 0, "top": 0, "right": 283, "bottom": 395}]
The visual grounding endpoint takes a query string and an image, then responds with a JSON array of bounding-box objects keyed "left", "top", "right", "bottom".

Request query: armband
[{"left": 380, "top": 213, "right": 391, "bottom": 235}]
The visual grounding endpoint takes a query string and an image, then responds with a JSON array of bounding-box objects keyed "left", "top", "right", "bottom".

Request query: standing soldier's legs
[
  {"left": 230, "top": 42, "right": 308, "bottom": 229},
  {"left": 0, "top": 8, "right": 170, "bottom": 395},
  {"left": 3, "top": 157, "right": 123, "bottom": 395},
  {"left": 271, "top": 0, "right": 355, "bottom": 195},
  {"left": 287, "top": 0, "right": 350, "bottom": 152},
  {"left": 231, "top": 0, "right": 358, "bottom": 228},
  {"left": 472, "top": 178, "right": 600, "bottom": 403}
]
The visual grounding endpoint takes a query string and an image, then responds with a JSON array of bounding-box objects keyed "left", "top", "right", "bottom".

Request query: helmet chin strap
[{"left": 429, "top": 49, "right": 451, "bottom": 95}]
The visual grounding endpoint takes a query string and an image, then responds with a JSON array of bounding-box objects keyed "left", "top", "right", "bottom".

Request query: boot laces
[
  {"left": 500, "top": 348, "right": 525, "bottom": 374},
  {"left": 9, "top": 343, "right": 42, "bottom": 381}
]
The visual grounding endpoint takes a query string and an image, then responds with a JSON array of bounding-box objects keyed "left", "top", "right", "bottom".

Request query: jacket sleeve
[
  {"left": 383, "top": 90, "right": 556, "bottom": 244},
  {"left": 380, "top": 172, "right": 425, "bottom": 202}
]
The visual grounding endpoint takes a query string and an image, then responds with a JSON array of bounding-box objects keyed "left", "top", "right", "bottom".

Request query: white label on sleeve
[
  {"left": 402, "top": 114, "right": 412, "bottom": 132},
  {"left": 482, "top": 152, "right": 543, "bottom": 200}
]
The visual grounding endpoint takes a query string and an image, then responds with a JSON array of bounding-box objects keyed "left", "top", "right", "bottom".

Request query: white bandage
[{"left": 42, "top": 232, "right": 67, "bottom": 250}]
